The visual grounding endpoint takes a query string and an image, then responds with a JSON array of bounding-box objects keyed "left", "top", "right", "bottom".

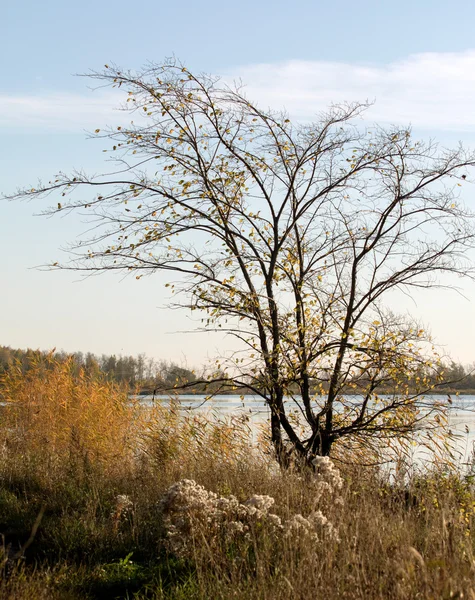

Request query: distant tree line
[
  {"left": 437, "top": 362, "right": 475, "bottom": 393},
  {"left": 1, "top": 344, "right": 474, "bottom": 395},
  {"left": 0, "top": 345, "right": 198, "bottom": 392}
]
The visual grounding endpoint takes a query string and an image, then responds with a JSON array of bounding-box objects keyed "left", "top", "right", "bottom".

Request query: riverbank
[
  {"left": 138, "top": 385, "right": 475, "bottom": 396},
  {"left": 2, "top": 420, "right": 475, "bottom": 599},
  {"left": 2, "top": 360, "right": 475, "bottom": 599}
]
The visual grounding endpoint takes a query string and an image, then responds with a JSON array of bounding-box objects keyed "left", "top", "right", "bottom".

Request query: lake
[
  {"left": 140, "top": 394, "right": 475, "bottom": 468},
  {"left": 4, "top": 392, "right": 474, "bottom": 468}
]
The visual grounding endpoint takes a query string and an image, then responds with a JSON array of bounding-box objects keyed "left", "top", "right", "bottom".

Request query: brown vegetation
[{"left": 1, "top": 356, "right": 475, "bottom": 599}]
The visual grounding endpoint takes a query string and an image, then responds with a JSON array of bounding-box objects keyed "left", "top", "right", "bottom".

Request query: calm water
[
  {"left": 4, "top": 392, "right": 474, "bottom": 467},
  {"left": 140, "top": 394, "right": 475, "bottom": 467}
]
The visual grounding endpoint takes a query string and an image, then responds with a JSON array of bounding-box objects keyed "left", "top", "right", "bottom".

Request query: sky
[{"left": 3, "top": 0, "right": 475, "bottom": 367}]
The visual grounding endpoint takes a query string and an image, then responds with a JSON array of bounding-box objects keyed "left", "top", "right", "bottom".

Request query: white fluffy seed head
[
  {"left": 245, "top": 495, "right": 275, "bottom": 512},
  {"left": 159, "top": 478, "right": 341, "bottom": 557}
]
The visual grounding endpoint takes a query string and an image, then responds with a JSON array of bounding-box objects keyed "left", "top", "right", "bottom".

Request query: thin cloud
[
  {"left": 0, "top": 90, "right": 122, "bottom": 132},
  {"left": 3, "top": 50, "right": 475, "bottom": 133},
  {"left": 226, "top": 50, "right": 475, "bottom": 131}
]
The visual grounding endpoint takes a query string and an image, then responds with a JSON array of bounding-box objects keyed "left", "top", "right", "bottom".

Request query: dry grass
[
  {"left": 1, "top": 357, "right": 475, "bottom": 599},
  {"left": 0, "top": 355, "right": 141, "bottom": 478}
]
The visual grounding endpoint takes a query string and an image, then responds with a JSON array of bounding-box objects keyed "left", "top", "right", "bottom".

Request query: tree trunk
[{"left": 271, "top": 411, "right": 286, "bottom": 467}]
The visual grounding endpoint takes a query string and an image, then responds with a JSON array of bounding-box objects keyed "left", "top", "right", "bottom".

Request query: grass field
[{"left": 1, "top": 357, "right": 475, "bottom": 599}]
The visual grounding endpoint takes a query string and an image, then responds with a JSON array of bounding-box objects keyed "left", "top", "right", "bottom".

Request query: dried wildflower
[
  {"left": 284, "top": 510, "right": 339, "bottom": 543},
  {"left": 266, "top": 513, "right": 283, "bottom": 528},
  {"left": 160, "top": 480, "right": 282, "bottom": 558},
  {"left": 160, "top": 476, "right": 341, "bottom": 559},
  {"left": 226, "top": 521, "right": 247, "bottom": 535},
  {"left": 311, "top": 456, "right": 343, "bottom": 490},
  {"left": 286, "top": 513, "right": 313, "bottom": 533},
  {"left": 245, "top": 495, "right": 275, "bottom": 512},
  {"left": 309, "top": 509, "right": 328, "bottom": 527},
  {"left": 115, "top": 494, "right": 133, "bottom": 512},
  {"left": 111, "top": 494, "right": 134, "bottom": 533}
]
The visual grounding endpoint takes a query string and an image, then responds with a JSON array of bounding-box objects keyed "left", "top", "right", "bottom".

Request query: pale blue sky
[
  {"left": 3, "top": 0, "right": 475, "bottom": 366},
  {"left": 3, "top": 0, "right": 475, "bottom": 90}
]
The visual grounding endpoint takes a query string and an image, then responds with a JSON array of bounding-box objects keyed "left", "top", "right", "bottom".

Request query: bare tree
[{"left": 7, "top": 60, "right": 475, "bottom": 464}]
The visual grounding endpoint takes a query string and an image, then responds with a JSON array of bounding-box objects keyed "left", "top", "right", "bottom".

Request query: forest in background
[
  {"left": 1, "top": 344, "right": 475, "bottom": 395},
  {"left": 0, "top": 345, "right": 199, "bottom": 392}
]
